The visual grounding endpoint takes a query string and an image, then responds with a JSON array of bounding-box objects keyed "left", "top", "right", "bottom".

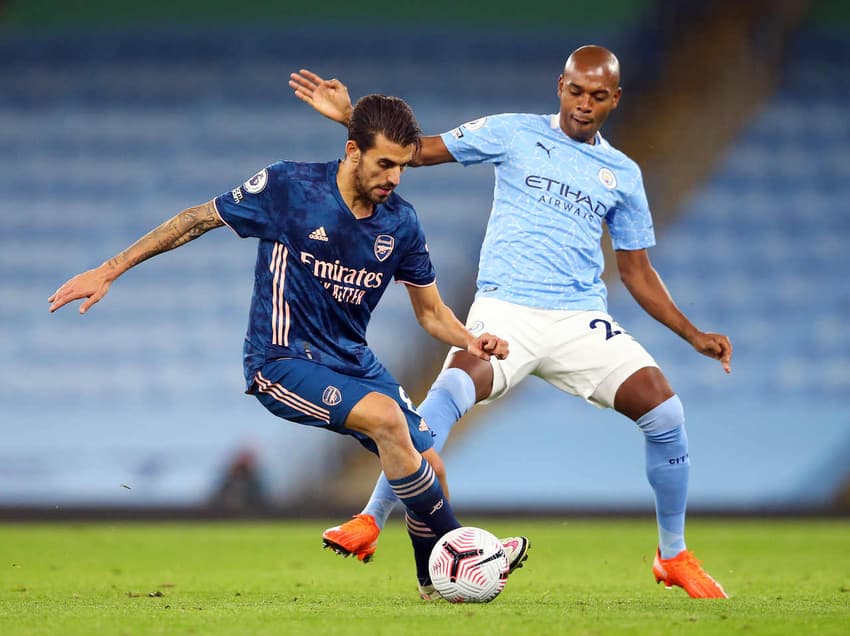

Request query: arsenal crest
[
  {"left": 374, "top": 235, "right": 395, "bottom": 262},
  {"left": 322, "top": 385, "right": 342, "bottom": 406}
]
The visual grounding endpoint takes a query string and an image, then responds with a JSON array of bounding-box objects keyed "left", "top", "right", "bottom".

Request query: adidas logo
[{"left": 309, "top": 226, "right": 328, "bottom": 241}]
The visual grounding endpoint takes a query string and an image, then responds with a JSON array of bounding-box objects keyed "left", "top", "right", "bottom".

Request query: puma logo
[
  {"left": 430, "top": 499, "right": 444, "bottom": 515},
  {"left": 536, "top": 141, "right": 554, "bottom": 157}
]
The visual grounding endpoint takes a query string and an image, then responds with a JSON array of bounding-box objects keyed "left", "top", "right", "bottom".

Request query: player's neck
[
  {"left": 564, "top": 128, "right": 598, "bottom": 145},
  {"left": 558, "top": 115, "right": 599, "bottom": 145},
  {"left": 347, "top": 197, "right": 375, "bottom": 219},
  {"left": 336, "top": 165, "right": 376, "bottom": 219}
]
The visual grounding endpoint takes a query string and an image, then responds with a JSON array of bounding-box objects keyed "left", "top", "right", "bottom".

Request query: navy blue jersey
[{"left": 214, "top": 160, "right": 435, "bottom": 385}]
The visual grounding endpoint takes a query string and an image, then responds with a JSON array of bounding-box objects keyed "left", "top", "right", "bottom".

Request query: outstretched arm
[
  {"left": 616, "top": 248, "right": 732, "bottom": 373},
  {"left": 49, "top": 200, "right": 223, "bottom": 314},
  {"left": 288, "top": 69, "right": 456, "bottom": 166},
  {"left": 405, "top": 283, "right": 508, "bottom": 361}
]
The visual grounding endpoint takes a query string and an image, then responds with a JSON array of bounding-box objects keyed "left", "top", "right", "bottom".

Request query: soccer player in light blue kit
[
  {"left": 291, "top": 45, "right": 733, "bottom": 599},
  {"left": 48, "top": 94, "right": 528, "bottom": 598}
]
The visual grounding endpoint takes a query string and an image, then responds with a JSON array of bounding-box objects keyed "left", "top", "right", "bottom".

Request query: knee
[
  {"left": 636, "top": 395, "right": 685, "bottom": 442},
  {"left": 614, "top": 366, "right": 674, "bottom": 420},
  {"left": 447, "top": 351, "right": 491, "bottom": 402},
  {"left": 349, "top": 393, "right": 408, "bottom": 443}
]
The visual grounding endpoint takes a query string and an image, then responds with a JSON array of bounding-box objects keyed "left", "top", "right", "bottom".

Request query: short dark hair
[{"left": 348, "top": 94, "right": 421, "bottom": 153}]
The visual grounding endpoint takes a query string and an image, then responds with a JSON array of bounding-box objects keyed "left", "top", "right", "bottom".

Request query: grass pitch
[{"left": 1, "top": 518, "right": 847, "bottom": 635}]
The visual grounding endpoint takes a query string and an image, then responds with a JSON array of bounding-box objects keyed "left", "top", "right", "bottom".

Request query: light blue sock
[
  {"left": 362, "top": 368, "right": 476, "bottom": 528},
  {"left": 636, "top": 395, "right": 689, "bottom": 560}
]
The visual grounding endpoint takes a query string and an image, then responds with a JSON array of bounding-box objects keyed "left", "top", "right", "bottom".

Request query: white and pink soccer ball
[{"left": 428, "top": 526, "right": 510, "bottom": 603}]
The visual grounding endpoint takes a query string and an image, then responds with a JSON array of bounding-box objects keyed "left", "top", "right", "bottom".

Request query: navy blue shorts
[{"left": 250, "top": 358, "right": 434, "bottom": 455}]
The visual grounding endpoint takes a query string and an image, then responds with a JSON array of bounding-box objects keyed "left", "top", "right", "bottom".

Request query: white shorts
[{"left": 446, "top": 297, "right": 659, "bottom": 409}]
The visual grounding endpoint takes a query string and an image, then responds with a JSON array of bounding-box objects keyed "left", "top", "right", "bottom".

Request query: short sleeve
[
  {"left": 605, "top": 163, "right": 656, "bottom": 251},
  {"left": 394, "top": 217, "right": 436, "bottom": 287},
  {"left": 440, "top": 114, "right": 511, "bottom": 166},
  {"left": 214, "top": 162, "right": 287, "bottom": 240}
]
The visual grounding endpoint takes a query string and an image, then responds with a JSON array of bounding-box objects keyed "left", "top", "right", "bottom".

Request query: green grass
[{"left": 1, "top": 518, "right": 847, "bottom": 635}]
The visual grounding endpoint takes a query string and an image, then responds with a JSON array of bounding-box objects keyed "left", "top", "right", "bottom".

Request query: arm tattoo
[{"left": 104, "top": 201, "right": 224, "bottom": 273}]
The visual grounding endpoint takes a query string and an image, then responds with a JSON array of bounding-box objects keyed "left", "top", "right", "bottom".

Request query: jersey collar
[
  {"left": 327, "top": 160, "right": 393, "bottom": 221},
  {"left": 549, "top": 114, "right": 603, "bottom": 146}
]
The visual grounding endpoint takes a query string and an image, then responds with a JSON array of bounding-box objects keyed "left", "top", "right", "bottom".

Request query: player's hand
[
  {"left": 689, "top": 331, "right": 733, "bottom": 373},
  {"left": 48, "top": 266, "right": 113, "bottom": 314},
  {"left": 288, "top": 69, "right": 353, "bottom": 125},
  {"left": 467, "top": 333, "right": 509, "bottom": 361}
]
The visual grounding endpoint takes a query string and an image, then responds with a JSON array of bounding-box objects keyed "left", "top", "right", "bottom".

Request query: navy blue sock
[
  {"left": 405, "top": 513, "right": 439, "bottom": 585},
  {"left": 388, "top": 457, "right": 461, "bottom": 538},
  {"left": 363, "top": 368, "right": 476, "bottom": 528}
]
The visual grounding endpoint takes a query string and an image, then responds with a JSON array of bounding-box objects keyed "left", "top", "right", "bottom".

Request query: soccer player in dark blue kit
[{"left": 49, "top": 94, "right": 527, "bottom": 598}]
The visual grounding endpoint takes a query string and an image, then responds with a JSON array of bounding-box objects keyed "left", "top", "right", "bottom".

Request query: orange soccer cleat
[
  {"left": 652, "top": 548, "right": 729, "bottom": 598},
  {"left": 322, "top": 514, "right": 380, "bottom": 563}
]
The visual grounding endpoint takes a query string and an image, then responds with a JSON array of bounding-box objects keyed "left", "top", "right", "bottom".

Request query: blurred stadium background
[{"left": 1, "top": 0, "right": 848, "bottom": 518}]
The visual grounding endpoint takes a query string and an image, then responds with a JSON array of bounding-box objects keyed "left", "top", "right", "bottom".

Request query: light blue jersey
[{"left": 442, "top": 113, "right": 655, "bottom": 311}]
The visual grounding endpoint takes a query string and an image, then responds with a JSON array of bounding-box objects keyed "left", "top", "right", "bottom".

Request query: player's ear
[
  {"left": 557, "top": 74, "right": 565, "bottom": 97},
  {"left": 611, "top": 86, "right": 622, "bottom": 109},
  {"left": 344, "top": 139, "right": 361, "bottom": 165}
]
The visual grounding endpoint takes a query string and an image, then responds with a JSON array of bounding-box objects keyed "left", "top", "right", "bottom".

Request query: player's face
[
  {"left": 557, "top": 68, "right": 621, "bottom": 143},
  {"left": 353, "top": 134, "right": 415, "bottom": 204}
]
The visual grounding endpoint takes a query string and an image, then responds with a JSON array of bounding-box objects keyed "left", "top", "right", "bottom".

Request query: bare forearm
[
  {"left": 326, "top": 105, "right": 448, "bottom": 166},
  {"left": 333, "top": 107, "right": 445, "bottom": 167},
  {"left": 288, "top": 71, "right": 454, "bottom": 166},
  {"left": 410, "top": 135, "right": 454, "bottom": 167},
  {"left": 337, "top": 121, "right": 447, "bottom": 167},
  {"left": 417, "top": 304, "right": 473, "bottom": 350},
  {"left": 103, "top": 200, "right": 222, "bottom": 279},
  {"left": 622, "top": 268, "right": 697, "bottom": 342},
  {"left": 49, "top": 200, "right": 223, "bottom": 314},
  {"left": 616, "top": 249, "right": 732, "bottom": 371}
]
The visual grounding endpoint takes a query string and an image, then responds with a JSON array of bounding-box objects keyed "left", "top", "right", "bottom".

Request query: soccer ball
[{"left": 428, "top": 526, "right": 510, "bottom": 603}]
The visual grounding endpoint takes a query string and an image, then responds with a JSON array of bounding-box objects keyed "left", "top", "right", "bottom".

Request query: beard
[{"left": 354, "top": 167, "right": 393, "bottom": 204}]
